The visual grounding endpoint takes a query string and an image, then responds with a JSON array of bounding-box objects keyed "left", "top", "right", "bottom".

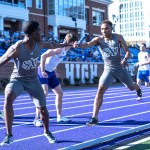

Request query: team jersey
[
  {"left": 11, "top": 41, "right": 41, "bottom": 79},
  {"left": 138, "top": 51, "right": 150, "bottom": 70},
  {"left": 98, "top": 33, "right": 122, "bottom": 69},
  {"left": 45, "top": 47, "right": 66, "bottom": 72}
]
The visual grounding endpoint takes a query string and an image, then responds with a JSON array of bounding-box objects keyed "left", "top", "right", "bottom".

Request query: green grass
[{"left": 126, "top": 140, "right": 150, "bottom": 150}]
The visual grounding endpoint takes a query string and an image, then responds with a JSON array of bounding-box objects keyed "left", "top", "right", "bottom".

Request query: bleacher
[
  {"left": 129, "top": 48, "right": 140, "bottom": 59},
  {"left": 0, "top": 45, "right": 148, "bottom": 64},
  {"left": 65, "top": 46, "right": 103, "bottom": 62},
  {"left": 128, "top": 47, "right": 140, "bottom": 63}
]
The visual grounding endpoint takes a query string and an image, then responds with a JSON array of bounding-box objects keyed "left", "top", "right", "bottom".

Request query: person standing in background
[{"left": 136, "top": 43, "right": 150, "bottom": 100}]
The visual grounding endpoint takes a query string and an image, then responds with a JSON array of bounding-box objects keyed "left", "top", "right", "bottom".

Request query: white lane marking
[
  {"left": 1, "top": 106, "right": 150, "bottom": 130},
  {"left": 0, "top": 86, "right": 149, "bottom": 103},
  {"left": 0, "top": 86, "right": 149, "bottom": 148},
  {"left": 0, "top": 90, "right": 149, "bottom": 110},
  {"left": 11, "top": 97, "right": 150, "bottom": 116},
  {"left": 59, "top": 123, "right": 150, "bottom": 150},
  {"left": 115, "top": 136, "right": 150, "bottom": 149}
]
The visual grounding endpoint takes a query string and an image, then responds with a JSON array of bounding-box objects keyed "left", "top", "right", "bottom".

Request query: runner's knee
[{"left": 97, "top": 86, "right": 106, "bottom": 97}]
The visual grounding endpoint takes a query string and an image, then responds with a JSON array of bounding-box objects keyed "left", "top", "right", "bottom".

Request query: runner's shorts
[
  {"left": 100, "top": 67, "right": 134, "bottom": 88},
  {"left": 137, "top": 70, "right": 149, "bottom": 82},
  {"left": 38, "top": 67, "right": 60, "bottom": 89},
  {"left": 5, "top": 77, "right": 46, "bottom": 107}
]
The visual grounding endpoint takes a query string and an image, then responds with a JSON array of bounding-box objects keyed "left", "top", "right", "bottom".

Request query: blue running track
[{"left": 0, "top": 85, "right": 150, "bottom": 150}]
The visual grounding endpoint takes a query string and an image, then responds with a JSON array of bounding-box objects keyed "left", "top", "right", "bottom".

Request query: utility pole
[{"left": 72, "top": 17, "right": 77, "bottom": 35}]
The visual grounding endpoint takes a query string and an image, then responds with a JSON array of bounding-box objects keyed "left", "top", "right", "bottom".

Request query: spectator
[
  {"left": 87, "top": 49, "right": 93, "bottom": 62},
  {"left": 93, "top": 47, "right": 100, "bottom": 62},
  {"left": 12, "top": 31, "right": 20, "bottom": 39},
  {"left": 2, "top": 38, "right": 11, "bottom": 51},
  {"left": 81, "top": 50, "right": 87, "bottom": 62},
  {"left": 0, "top": 34, "right": 5, "bottom": 42},
  {"left": 67, "top": 49, "right": 77, "bottom": 61}
]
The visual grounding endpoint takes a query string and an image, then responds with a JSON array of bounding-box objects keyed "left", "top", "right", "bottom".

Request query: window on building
[
  {"left": 77, "top": 2, "right": 84, "bottom": 19},
  {"left": 27, "top": 0, "right": 32, "bottom": 7},
  {"left": 141, "top": 32, "right": 143, "bottom": 36},
  {"left": 73, "top": 0, "right": 77, "bottom": 17},
  {"left": 53, "top": 0, "right": 84, "bottom": 20},
  {"left": 57, "top": 0, "right": 64, "bottom": 15},
  {"left": 130, "top": 23, "right": 132, "bottom": 28},
  {"left": 119, "top": 4, "right": 123, "bottom": 13},
  {"left": 135, "top": 12, "right": 137, "bottom": 17},
  {"left": 92, "top": 10, "right": 104, "bottom": 26},
  {"left": 68, "top": 0, "right": 73, "bottom": 17},
  {"left": 48, "top": 0, "right": 55, "bottom": 15},
  {"left": 36, "top": 0, "right": 42, "bottom": 9}
]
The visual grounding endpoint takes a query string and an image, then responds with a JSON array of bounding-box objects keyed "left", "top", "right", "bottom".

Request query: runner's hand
[
  {"left": 73, "top": 41, "right": 79, "bottom": 48},
  {"left": 41, "top": 71, "right": 48, "bottom": 78},
  {"left": 55, "top": 72, "right": 59, "bottom": 78},
  {"left": 121, "top": 58, "right": 128, "bottom": 67}
]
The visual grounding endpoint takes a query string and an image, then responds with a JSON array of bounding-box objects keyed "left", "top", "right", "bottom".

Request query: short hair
[
  {"left": 101, "top": 20, "right": 113, "bottom": 27},
  {"left": 23, "top": 21, "right": 39, "bottom": 36},
  {"left": 64, "top": 33, "right": 78, "bottom": 44},
  {"left": 140, "top": 43, "right": 146, "bottom": 48}
]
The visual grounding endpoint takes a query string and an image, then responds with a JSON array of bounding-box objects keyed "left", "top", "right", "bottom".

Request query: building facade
[
  {"left": 0, "top": 0, "right": 112, "bottom": 41},
  {"left": 109, "top": 0, "right": 150, "bottom": 47}
]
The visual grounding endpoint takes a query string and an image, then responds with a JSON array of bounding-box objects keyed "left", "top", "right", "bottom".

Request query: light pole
[{"left": 72, "top": 17, "right": 77, "bottom": 35}]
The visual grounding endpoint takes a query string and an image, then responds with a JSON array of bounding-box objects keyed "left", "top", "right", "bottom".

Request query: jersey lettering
[
  {"left": 103, "top": 47, "right": 118, "bottom": 57},
  {"left": 22, "top": 57, "right": 39, "bottom": 70}
]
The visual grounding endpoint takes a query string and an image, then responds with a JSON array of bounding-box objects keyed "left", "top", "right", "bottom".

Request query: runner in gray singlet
[
  {"left": 74, "top": 20, "right": 142, "bottom": 126},
  {"left": 0, "top": 21, "right": 71, "bottom": 146}
]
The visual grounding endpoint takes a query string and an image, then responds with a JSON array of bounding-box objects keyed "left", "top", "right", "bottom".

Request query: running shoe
[
  {"left": 86, "top": 117, "right": 98, "bottom": 126},
  {"left": 33, "top": 119, "right": 43, "bottom": 127},
  {"left": 44, "top": 132, "right": 56, "bottom": 143},
  {"left": 0, "top": 111, "right": 4, "bottom": 120},
  {"left": 137, "top": 97, "right": 142, "bottom": 101},
  {"left": 136, "top": 87, "right": 142, "bottom": 98},
  {"left": 0, "top": 134, "right": 13, "bottom": 146},
  {"left": 57, "top": 117, "right": 71, "bottom": 122}
]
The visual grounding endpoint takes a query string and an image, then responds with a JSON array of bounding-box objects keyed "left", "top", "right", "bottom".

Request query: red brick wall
[
  {"left": 85, "top": 0, "right": 109, "bottom": 37},
  {"left": 0, "top": 62, "right": 136, "bottom": 85},
  {"left": 28, "top": 0, "right": 48, "bottom": 36},
  {"left": 0, "top": 62, "right": 104, "bottom": 84}
]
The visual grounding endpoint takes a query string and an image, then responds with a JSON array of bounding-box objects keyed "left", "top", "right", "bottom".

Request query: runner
[
  {"left": 74, "top": 20, "right": 142, "bottom": 126},
  {"left": 0, "top": 20, "right": 72, "bottom": 146},
  {"left": 34, "top": 33, "right": 78, "bottom": 126}
]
